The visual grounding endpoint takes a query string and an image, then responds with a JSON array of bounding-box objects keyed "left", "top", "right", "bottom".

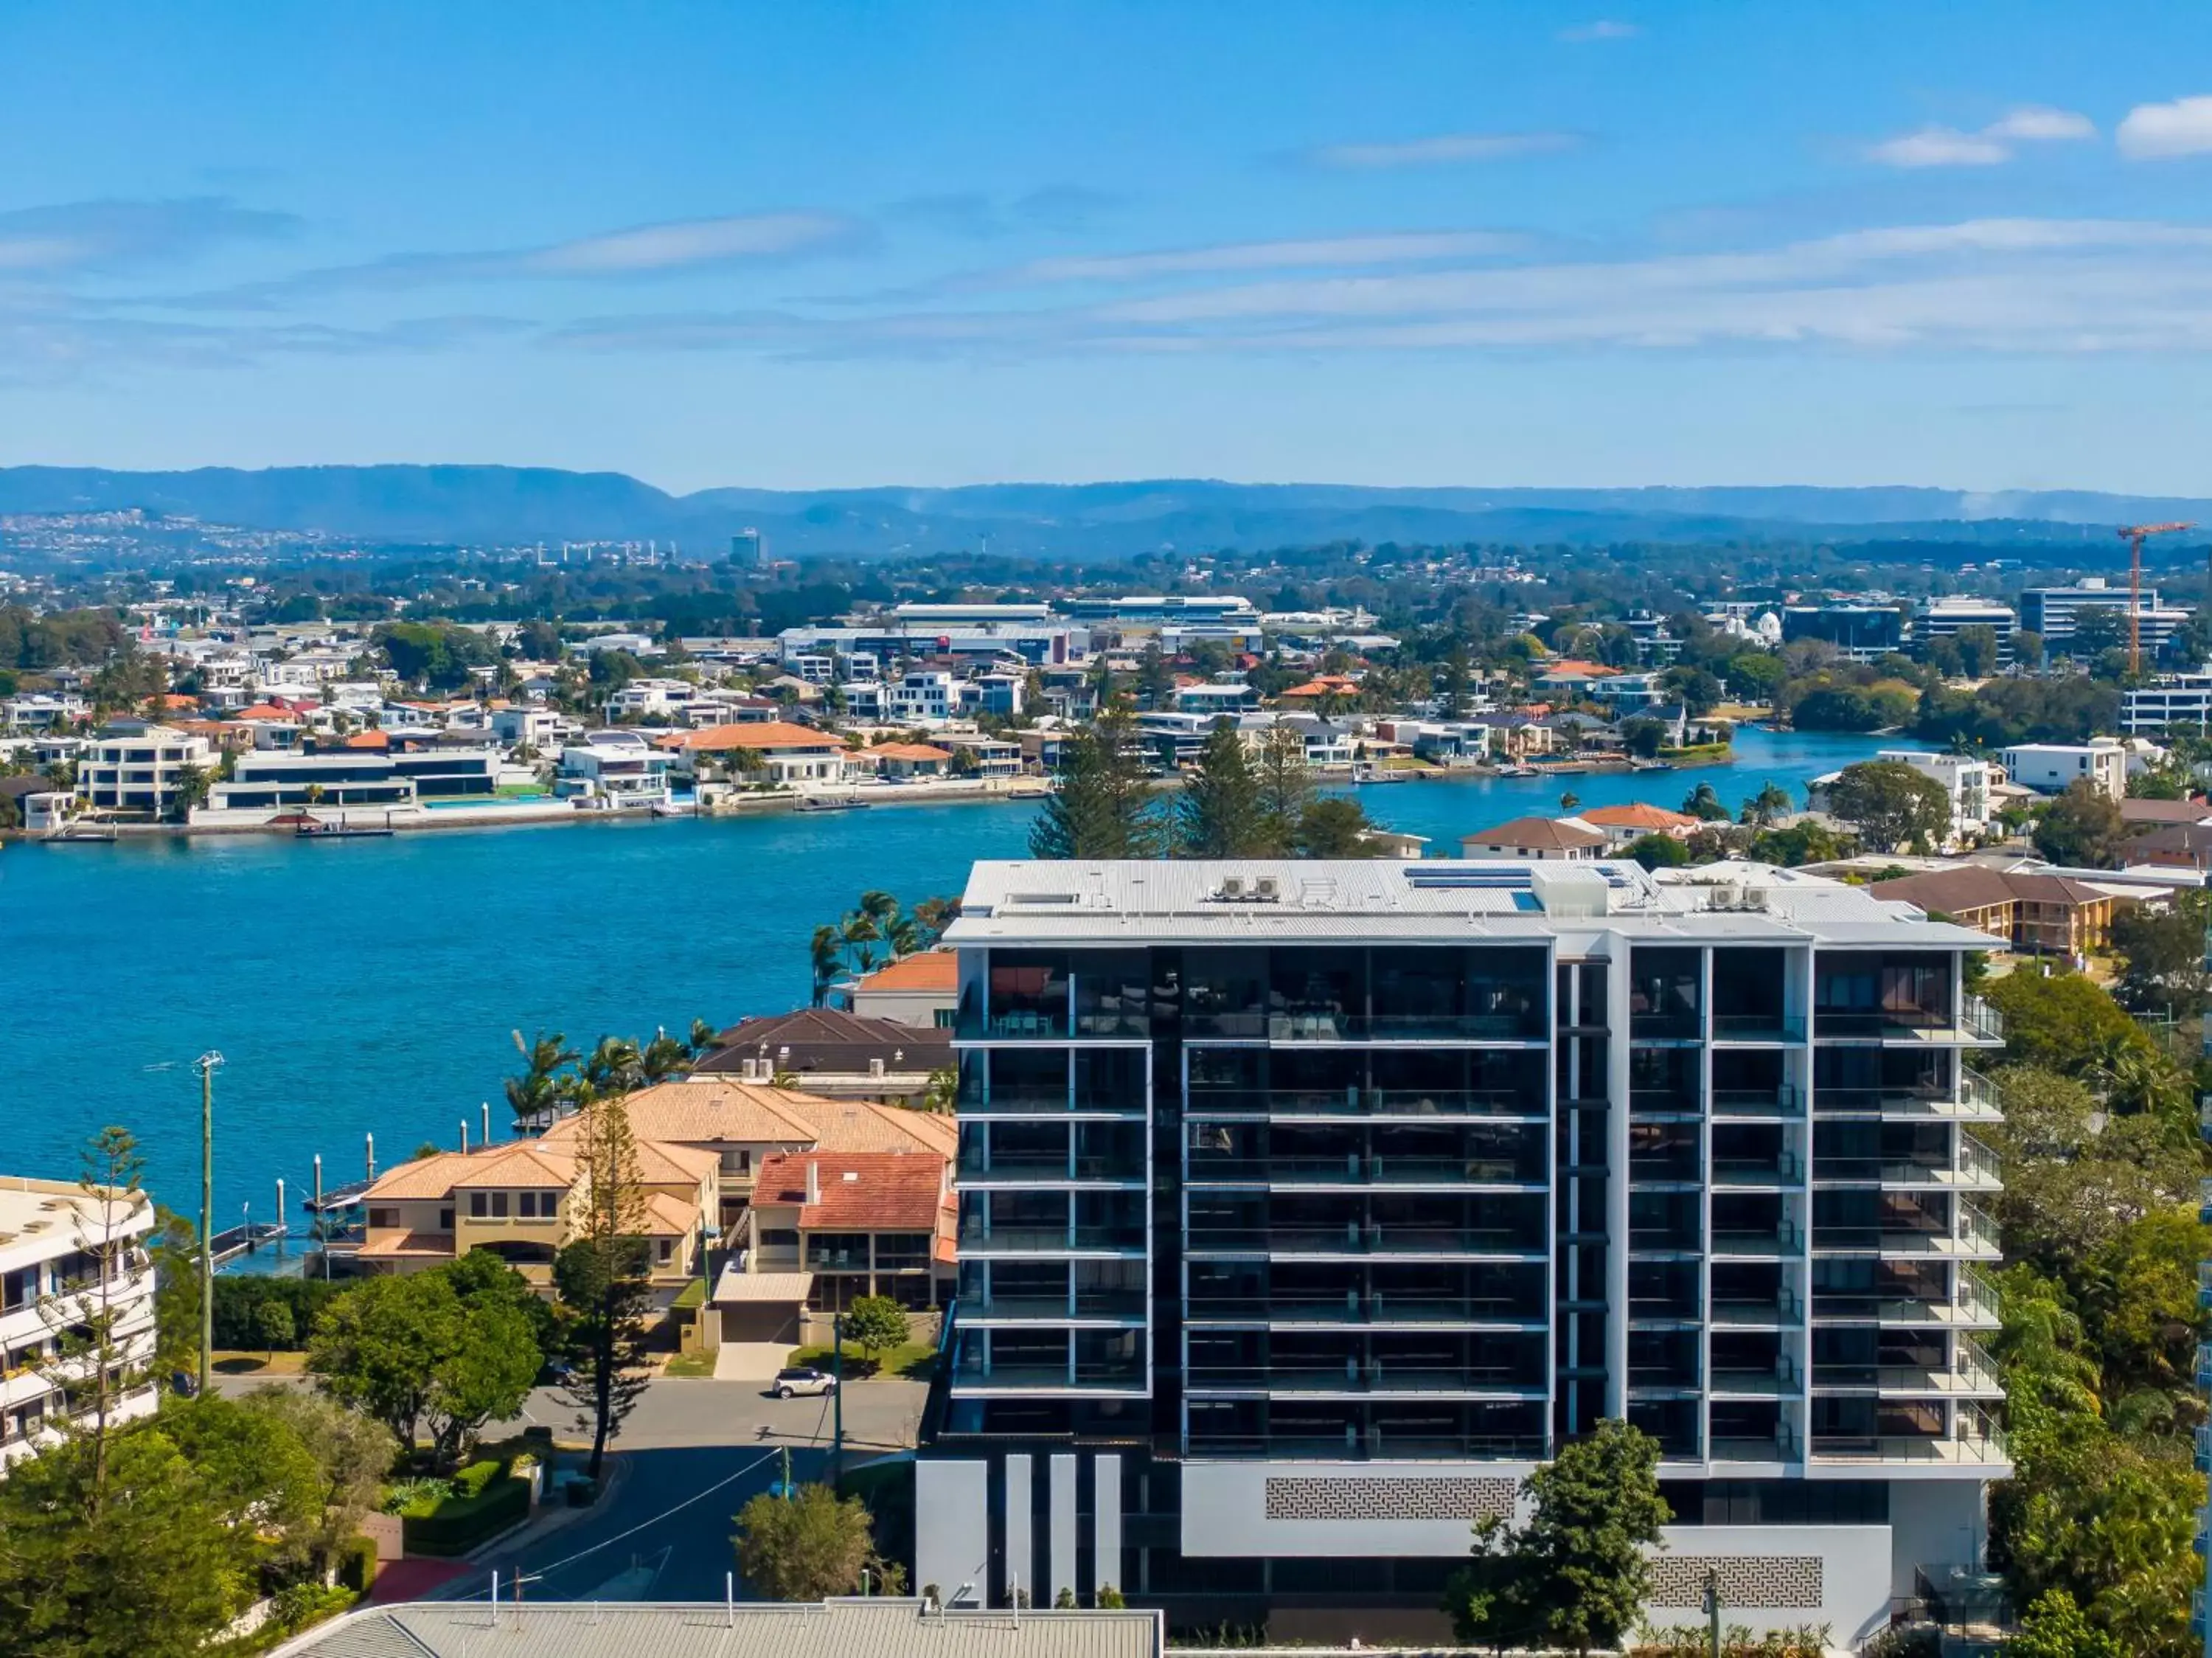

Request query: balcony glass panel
[
  {"left": 1711, "top": 948, "right": 1796, "bottom": 1039},
  {"left": 975, "top": 951, "right": 1071, "bottom": 1038},
  {"left": 1630, "top": 947, "right": 1702, "bottom": 1038}
]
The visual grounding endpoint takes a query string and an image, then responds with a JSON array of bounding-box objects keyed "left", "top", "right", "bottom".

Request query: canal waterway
[{"left": 1, "top": 726, "right": 1892, "bottom": 1225}]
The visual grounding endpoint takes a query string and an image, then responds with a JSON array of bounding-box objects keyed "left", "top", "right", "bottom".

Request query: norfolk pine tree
[
  {"left": 1029, "top": 701, "right": 1161, "bottom": 859},
  {"left": 1179, "top": 721, "right": 1269, "bottom": 856},
  {"left": 556, "top": 1092, "right": 654, "bottom": 1478}
]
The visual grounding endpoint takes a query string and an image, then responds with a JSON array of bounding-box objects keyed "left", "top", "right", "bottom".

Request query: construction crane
[{"left": 2118, "top": 521, "right": 2194, "bottom": 676}]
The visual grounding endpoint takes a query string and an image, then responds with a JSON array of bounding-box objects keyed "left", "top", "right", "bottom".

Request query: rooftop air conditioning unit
[
  {"left": 1254, "top": 876, "right": 1280, "bottom": 901},
  {"left": 1221, "top": 876, "right": 1245, "bottom": 898}
]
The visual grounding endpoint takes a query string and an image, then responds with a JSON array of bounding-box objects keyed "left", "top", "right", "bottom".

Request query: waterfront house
[
  {"left": 556, "top": 730, "right": 674, "bottom": 808},
  {"left": 1576, "top": 801, "right": 1702, "bottom": 848},
  {"left": 743, "top": 1151, "right": 956, "bottom": 1313},
  {"left": 869, "top": 740, "right": 953, "bottom": 780},
  {"left": 74, "top": 725, "right": 216, "bottom": 819},
  {"left": 1, "top": 1173, "right": 159, "bottom": 1468},
  {"left": 2000, "top": 739, "right": 2127, "bottom": 802},
  {"left": 354, "top": 1137, "right": 715, "bottom": 1305},
  {"left": 939, "top": 733, "right": 1023, "bottom": 777},
  {"left": 1458, "top": 815, "right": 1607, "bottom": 861},
  {"left": 694, "top": 1007, "right": 954, "bottom": 1104},
  {"left": 839, "top": 951, "right": 960, "bottom": 1028},
  {"left": 652, "top": 720, "right": 856, "bottom": 785}
]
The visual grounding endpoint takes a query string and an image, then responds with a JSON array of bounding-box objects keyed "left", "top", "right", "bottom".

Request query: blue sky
[{"left": 6, "top": 1, "right": 2212, "bottom": 493}]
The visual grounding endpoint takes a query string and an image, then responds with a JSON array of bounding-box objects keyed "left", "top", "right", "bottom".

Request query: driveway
[{"left": 494, "top": 1376, "right": 925, "bottom": 1454}]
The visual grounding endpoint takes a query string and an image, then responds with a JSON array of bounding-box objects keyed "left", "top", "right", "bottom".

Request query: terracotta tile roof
[
  {"left": 641, "top": 1191, "right": 700, "bottom": 1236},
  {"left": 1578, "top": 802, "right": 1700, "bottom": 832},
  {"left": 869, "top": 743, "right": 953, "bottom": 762},
  {"left": 853, "top": 951, "right": 958, "bottom": 993},
  {"left": 355, "top": 1229, "right": 456, "bottom": 1259},
  {"left": 2120, "top": 796, "right": 2212, "bottom": 826},
  {"left": 751, "top": 1151, "right": 947, "bottom": 1232},
  {"left": 343, "top": 730, "right": 390, "bottom": 749},
  {"left": 1460, "top": 815, "right": 1607, "bottom": 850},
  {"left": 773, "top": 1095, "right": 959, "bottom": 1157},
  {"left": 234, "top": 704, "right": 299, "bottom": 721},
  {"left": 650, "top": 721, "right": 835, "bottom": 752},
  {"left": 1537, "top": 659, "right": 1618, "bottom": 678},
  {"left": 538, "top": 1079, "right": 825, "bottom": 1147},
  {"left": 363, "top": 1142, "right": 574, "bottom": 1201},
  {"left": 633, "top": 1138, "right": 720, "bottom": 1185}
]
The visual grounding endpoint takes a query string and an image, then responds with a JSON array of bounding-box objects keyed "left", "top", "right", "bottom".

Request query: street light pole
[{"left": 193, "top": 1051, "right": 224, "bottom": 1396}]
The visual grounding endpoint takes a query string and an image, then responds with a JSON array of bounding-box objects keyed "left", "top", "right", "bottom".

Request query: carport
[{"left": 709, "top": 1269, "right": 813, "bottom": 1380}]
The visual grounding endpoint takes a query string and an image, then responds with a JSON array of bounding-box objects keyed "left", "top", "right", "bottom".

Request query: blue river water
[{"left": 0, "top": 725, "right": 1889, "bottom": 1224}]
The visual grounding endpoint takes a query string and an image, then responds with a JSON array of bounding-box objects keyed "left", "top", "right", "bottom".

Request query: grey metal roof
[
  {"left": 945, "top": 859, "right": 1997, "bottom": 950},
  {"left": 282, "top": 1600, "right": 1161, "bottom": 1658}
]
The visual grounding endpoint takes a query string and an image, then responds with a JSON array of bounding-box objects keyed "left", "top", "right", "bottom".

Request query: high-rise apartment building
[{"left": 917, "top": 859, "right": 2008, "bottom": 1645}]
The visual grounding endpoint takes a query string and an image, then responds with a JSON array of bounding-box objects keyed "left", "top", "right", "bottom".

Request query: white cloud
[
  {"left": 998, "top": 232, "right": 1527, "bottom": 286},
  {"left": 1559, "top": 20, "right": 1639, "bottom": 42},
  {"left": 1304, "top": 131, "right": 1581, "bottom": 170},
  {"left": 515, "top": 213, "right": 857, "bottom": 275},
  {"left": 1985, "top": 105, "right": 2096, "bottom": 142},
  {"left": 2118, "top": 94, "right": 2212, "bottom": 159},
  {"left": 1867, "top": 106, "right": 2096, "bottom": 168},
  {"left": 1867, "top": 128, "right": 2013, "bottom": 169}
]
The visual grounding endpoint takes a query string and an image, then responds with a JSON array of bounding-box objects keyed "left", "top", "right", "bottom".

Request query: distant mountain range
[{"left": 3, "top": 465, "right": 2208, "bottom": 559}]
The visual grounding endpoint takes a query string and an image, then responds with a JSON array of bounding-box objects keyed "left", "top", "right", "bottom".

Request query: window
[
  {"left": 368, "top": 1208, "right": 398, "bottom": 1230},
  {"left": 656, "top": 1239, "right": 674, "bottom": 1264},
  {"left": 469, "top": 1192, "right": 489, "bottom": 1218},
  {"left": 759, "top": 1228, "right": 799, "bottom": 1247}
]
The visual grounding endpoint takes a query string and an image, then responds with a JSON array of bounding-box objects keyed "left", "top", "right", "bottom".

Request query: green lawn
[
  {"left": 785, "top": 1339, "right": 938, "bottom": 1380},
  {"left": 663, "top": 1350, "right": 716, "bottom": 1378}
]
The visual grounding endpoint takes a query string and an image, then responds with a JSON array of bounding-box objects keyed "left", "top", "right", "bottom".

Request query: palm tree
[
  {"left": 911, "top": 895, "right": 959, "bottom": 948},
  {"left": 1559, "top": 791, "right": 1581, "bottom": 814},
  {"left": 922, "top": 1068, "right": 959, "bottom": 1115},
  {"left": 639, "top": 1033, "right": 689, "bottom": 1083},
  {"left": 839, "top": 912, "right": 883, "bottom": 974},
  {"left": 581, "top": 1036, "right": 644, "bottom": 1099},
  {"left": 686, "top": 1017, "right": 720, "bottom": 1058},
  {"left": 808, "top": 926, "right": 842, "bottom": 1008},
  {"left": 505, "top": 1030, "right": 579, "bottom": 1131}
]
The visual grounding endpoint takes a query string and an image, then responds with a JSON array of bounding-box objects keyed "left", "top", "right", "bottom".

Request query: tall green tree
[
  {"left": 1296, "top": 795, "right": 1382, "bottom": 857},
  {"left": 733, "top": 1482, "right": 881, "bottom": 1600},
  {"left": 35, "top": 1126, "right": 155, "bottom": 1507},
  {"left": 1253, "top": 724, "right": 1315, "bottom": 854},
  {"left": 1029, "top": 703, "right": 1161, "bottom": 859},
  {"left": 1823, "top": 758, "right": 1951, "bottom": 852},
  {"left": 237, "top": 1386, "right": 398, "bottom": 1573},
  {"left": 1178, "top": 723, "right": 1269, "bottom": 856},
  {"left": 556, "top": 1095, "right": 654, "bottom": 1479},
  {"left": 0, "top": 1425, "right": 258, "bottom": 1658},
  {"left": 1444, "top": 1419, "right": 1669, "bottom": 1655},
  {"left": 2031, "top": 777, "right": 2128, "bottom": 867},
  {"left": 504, "top": 1030, "right": 579, "bottom": 1130}
]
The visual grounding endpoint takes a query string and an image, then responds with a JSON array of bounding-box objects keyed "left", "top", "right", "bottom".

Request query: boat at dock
[
  {"left": 796, "top": 796, "right": 873, "bottom": 812},
  {"left": 295, "top": 822, "right": 395, "bottom": 839}
]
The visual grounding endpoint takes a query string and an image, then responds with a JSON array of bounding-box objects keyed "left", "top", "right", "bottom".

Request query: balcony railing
[
  {"left": 1183, "top": 1088, "right": 1543, "bottom": 1120},
  {"left": 956, "top": 1149, "right": 1142, "bottom": 1182},
  {"left": 1811, "top": 1215, "right": 1997, "bottom": 1258},
  {"left": 1711, "top": 1154, "right": 1804, "bottom": 1187},
  {"left": 1712, "top": 1085, "right": 1805, "bottom": 1118},
  {"left": 1185, "top": 1432, "right": 1551, "bottom": 1461},
  {"left": 1710, "top": 1293, "right": 1804, "bottom": 1326},
  {"left": 959, "top": 1089, "right": 1145, "bottom": 1117},
  {"left": 1711, "top": 1013, "right": 1807, "bottom": 1041},
  {"left": 1815, "top": 1075, "right": 2000, "bottom": 1119},
  {"left": 957, "top": 1225, "right": 1146, "bottom": 1254},
  {"left": 961, "top": 1291, "right": 1147, "bottom": 1321},
  {"left": 1186, "top": 1156, "right": 1544, "bottom": 1187},
  {"left": 952, "top": 1359, "right": 1145, "bottom": 1389},
  {"left": 1711, "top": 1431, "right": 1801, "bottom": 1461},
  {"left": 1810, "top": 1406, "right": 2008, "bottom": 1466},
  {"left": 1709, "top": 1224, "right": 1804, "bottom": 1255},
  {"left": 1183, "top": 1010, "right": 1545, "bottom": 1043},
  {"left": 1814, "top": 998, "right": 2003, "bottom": 1043},
  {"left": 1186, "top": 1365, "right": 1545, "bottom": 1396},
  {"left": 1186, "top": 1224, "right": 1544, "bottom": 1258},
  {"left": 1183, "top": 1294, "right": 1545, "bottom": 1328}
]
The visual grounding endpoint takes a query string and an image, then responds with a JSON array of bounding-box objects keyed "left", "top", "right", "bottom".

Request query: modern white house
[
  {"left": 1875, "top": 751, "right": 1992, "bottom": 841},
  {"left": 2000, "top": 740, "right": 2127, "bottom": 802},
  {"left": 603, "top": 677, "right": 703, "bottom": 723},
  {"left": 885, "top": 670, "right": 959, "bottom": 726},
  {"left": 74, "top": 726, "right": 216, "bottom": 819},
  {"left": 555, "top": 730, "right": 674, "bottom": 808},
  {"left": 1, "top": 1173, "right": 160, "bottom": 1468},
  {"left": 919, "top": 859, "right": 2008, "bottom": 1644}
]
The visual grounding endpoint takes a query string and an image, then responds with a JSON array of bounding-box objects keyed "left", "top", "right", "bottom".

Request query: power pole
[
  {"left": 193, "top": 1051, "right": 224, "bottom": 1396},
  {"left": 831, "top": 1314, "right": 844, "bottom": 1485},
  {"left": 1703, "top": 1566, "right": 1721, "bottom": 1658}
]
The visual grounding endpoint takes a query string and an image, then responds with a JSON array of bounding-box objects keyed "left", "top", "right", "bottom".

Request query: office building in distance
[
  {"left": 1911, "top": 598, "right": 2016, "bottom": 666},
  {"left": 1780, "top": 603, "right": 1905, "bottom": 664},
  {"left": 2020, "top": 577, "right": 2191, "bottom": 656},
  {"left": 918, "top": 859, "right": 2008, "bottom": 1645}
]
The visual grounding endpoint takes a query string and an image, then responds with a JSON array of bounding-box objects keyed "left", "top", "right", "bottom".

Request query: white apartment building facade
[
  {"left": 2020, "top": 579, "right": 2192, "bottom": 656},
  {"left": 1874, "top": 750, "right": 1992, "bottom": 841},
  {"left": 0, "top": 1175, "right": 160, "bottom": 1467},
  {"left": 1912, "top": 599, "right": 2016, "bottom": 666},
  {"left": 2000, "top": 740, "right": 2127, "bottom": 802},
  {"left": 2122, "top": 670, "right": 2212, "bottom": 735},
  {"left": 75, "top": 726, "right": 216, "bottom": 818},
  {"left": 919, "top": 860, "right": 2006, "bottom": 1645}
]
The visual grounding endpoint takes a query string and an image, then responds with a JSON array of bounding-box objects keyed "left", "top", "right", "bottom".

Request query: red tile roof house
[
  {"left": 1457, "top": 815, "right": 1607, "bottom": 861},
  {"left": 867, "top": 741, "right": 953, "bottom": 779},
  {"left": 742, "top": 1151, "right": 956, "bottom": 1317},
  {"left": 1573, "top": 802, "right": 1702, "bottom": 849}
]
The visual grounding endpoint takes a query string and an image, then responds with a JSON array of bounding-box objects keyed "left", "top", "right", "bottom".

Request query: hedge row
[{"left": 401, "top": 1474, "right": 529, "bottom": 1557}]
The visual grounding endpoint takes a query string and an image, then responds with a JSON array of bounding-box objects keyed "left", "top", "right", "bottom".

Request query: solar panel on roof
[{"left": 1404, "top": 869, "right": 1533, "bottom": 890}]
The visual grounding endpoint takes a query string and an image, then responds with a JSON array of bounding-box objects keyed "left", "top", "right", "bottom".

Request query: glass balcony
[
  {"left": 1710, "top": 1222, "right": 1804, "bottom": 1257},
  {"left": 1183, "top": 1010, "right": 1545, "bottom": 1043},
  {"left": 1813, "top": 997, "right": 2003, "bottom": 1044},
  {"left": 1815, "top": 1072, "right": 2000, "bottom": 1120},
  {"left": 1183, "top": 1294, "right": 1545, "bottom": 1328},
  {"left": 957, "top": 1224, "right": 1146, "bottom": 1255},
  {"left": 1186, "top": 1430, "right": 1551, "bottom": 1460},
  {"left": 1709, "top": 1361, "right": 1801, "bottom": 1397},
  {"left": 1186, "top": 1224, "right": 1543, "bottom": 1258},
  {"left": 956, "top": 1147, "right": 1143, "bottom": 1182},
  {"left": 1184, "top": 1156, "right": 1543, "bottom": 1188},
  {"left": 1710, "top": 1429, "right": 1801, "bottom": 1462},
  {"left": 1186, "top": 1364, "right": 1544, "bottom": 1396},
  {"left": 1810, "top": 1404, "right": 2008, "bottom": 1466},
  {"left": 958, "top": 1086, "right": 1145, "bottom": 1117},
  {"left": 1182, "top": 1088, "right": 1543, "bottom": 1120},
  {"left": 1712, "top": 1084, "right": 1805, "bottom": 1118},
  {"left": 1812, "top": 1138, "right": 2000, "bottom": 1190},
  {"left": 1711, "top": 1013, "right": 1808, "bottom": 1042},
  {"left": 961, "top": 1291, "right": 1147, "bottom": 1322},
  {"left": 1711, "top": 1292, "right": 1804, "bottom": 1327},
  {"left": 1712, "top": 1153, "right": 1804, "bottom": 1187}
]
